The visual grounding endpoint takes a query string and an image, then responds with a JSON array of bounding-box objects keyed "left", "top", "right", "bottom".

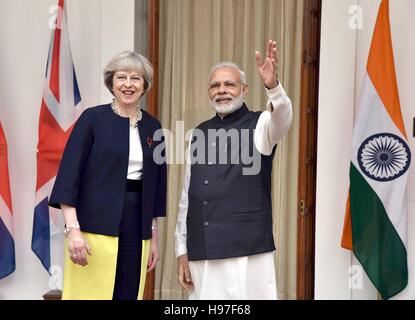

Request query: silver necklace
[{"left": 111, "top": 99, "right": 142, "bottom": 128}]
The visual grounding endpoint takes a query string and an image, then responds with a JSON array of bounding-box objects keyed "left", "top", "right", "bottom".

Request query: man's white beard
[{"left": 209, "top": 91, "right": 244, "bottom": 115}]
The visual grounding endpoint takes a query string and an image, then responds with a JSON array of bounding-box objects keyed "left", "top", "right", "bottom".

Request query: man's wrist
[{"left": 265, "top": 80, "right": 279, "bottom": 90}]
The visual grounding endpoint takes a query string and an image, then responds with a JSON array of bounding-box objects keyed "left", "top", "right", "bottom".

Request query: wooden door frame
[
  {"left": 143, "top": 0, "right": 159, "bottom": 300},
  {"left": 147, "top": 0, "right": 160, "bottom": 118},
  {"left": 296, "top": 0, "right": 322, "bottom": 300}
]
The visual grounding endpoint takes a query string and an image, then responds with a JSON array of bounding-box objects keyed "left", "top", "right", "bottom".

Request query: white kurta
[
  {"left": 175, "top": 84, "right": 293, "bottom": 300},
  {"left": 189, "top": 252, "right": 277, "bottom": 300}
]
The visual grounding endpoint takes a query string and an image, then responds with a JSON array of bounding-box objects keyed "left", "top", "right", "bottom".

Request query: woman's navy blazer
[{"left": 49, "top": 104, "right": 167, "bottom": 240}]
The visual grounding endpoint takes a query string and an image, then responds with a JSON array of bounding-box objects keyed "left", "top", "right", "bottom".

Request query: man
[{"left": 175, "top": 40, "right": 293, "bottom": 299}]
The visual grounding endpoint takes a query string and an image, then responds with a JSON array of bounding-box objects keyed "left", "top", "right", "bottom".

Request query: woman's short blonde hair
[{"left": 103, "top": 51, "right": 153, "bottom": 95}]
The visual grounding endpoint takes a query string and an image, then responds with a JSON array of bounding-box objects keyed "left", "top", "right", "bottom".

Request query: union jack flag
[
  {"left": 0, "top": 122, "right": 15, "bottom": 279},
  {"left": 31, "top": 0, "right": 83, "bottom": 281}
]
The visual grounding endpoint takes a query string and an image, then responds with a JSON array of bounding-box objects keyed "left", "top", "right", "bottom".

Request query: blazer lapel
[{"left": 137, "top": 115, "right": 154, "bottom": 180}]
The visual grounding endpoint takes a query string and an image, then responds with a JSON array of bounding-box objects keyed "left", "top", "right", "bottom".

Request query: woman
[{"left": 49, "top": 51, "right": 167, "bottom": 300}]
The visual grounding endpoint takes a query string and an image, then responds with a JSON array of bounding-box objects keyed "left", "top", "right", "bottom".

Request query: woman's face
[{"left": 112, "top": 70, "right": 145, "bottom": 108}]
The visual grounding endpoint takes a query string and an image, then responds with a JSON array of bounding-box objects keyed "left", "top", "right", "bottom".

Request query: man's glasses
[{"left": 208, "top": 80, "right": 241, "bottom": 93}]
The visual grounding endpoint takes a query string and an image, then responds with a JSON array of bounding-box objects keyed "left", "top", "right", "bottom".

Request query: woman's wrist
[
  {"left": 63, "top": 221, "right": 81, "bottom": 237},
  {"left": 67, "top": 229, "right": 82, "bottom": 239},
  {"left": 151, "top": 218, "right": 158, "bottom": 232}
]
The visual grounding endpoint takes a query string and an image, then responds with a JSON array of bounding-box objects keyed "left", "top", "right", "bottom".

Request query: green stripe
[{"left": 350, "top": 163, "right": 407, "bottom": 299}]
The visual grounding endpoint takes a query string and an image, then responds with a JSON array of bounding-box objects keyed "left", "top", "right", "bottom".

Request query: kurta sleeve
[
  {"left": 153, "top": 124, "right": 167, "bottom": 218},
  {"left": 175, "top": 132, "right": 192, "bottom": 257},
  {"left": 49, "top": 108, "right": 94, "bottom": 209},
  {"left": 254, "top": 84, "right": 293, "bottom": 155}
]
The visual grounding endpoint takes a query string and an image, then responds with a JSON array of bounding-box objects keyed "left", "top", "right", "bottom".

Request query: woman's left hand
[{"left": 147, "top": 229, "right": 160, "bottom": 272}]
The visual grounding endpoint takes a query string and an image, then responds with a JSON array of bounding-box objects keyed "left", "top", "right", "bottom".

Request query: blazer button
[
  {"left": 204, "top": 180, "right": 209, "bottom": 185},
  {"left": 203, "top": 200, "right": 208, "bottom": 206},
  {"left": 204, "top": 222, "right": 209, "bottom": 227}
]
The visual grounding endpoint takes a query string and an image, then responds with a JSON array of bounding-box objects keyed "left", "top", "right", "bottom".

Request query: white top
[
  {"left": 127, "top": 126, "right": 143, "bottom": 180},
  {"left": 175, "top": 84, "right": 293, "bottom": 257}
]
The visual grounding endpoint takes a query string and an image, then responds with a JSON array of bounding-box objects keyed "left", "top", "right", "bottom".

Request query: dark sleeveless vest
[{"left": 187, "top": 104, "right": 277, "bottom": 261}]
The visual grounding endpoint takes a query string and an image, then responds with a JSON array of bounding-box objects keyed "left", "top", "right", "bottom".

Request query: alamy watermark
[
  {"left": 48, "top": 5, "right": 63, "bottom": 30},
  {"left": 349, "top": 265, "right": 363, "bottom": 290},
  {"left": 152, "top": 121, "right": 262, "bottom": 176},
  {"left": 349, "top": 5, "right": 363, "bottom": 30},
  {"left": 48, "top": 265, "right": 63, "bottom": 290}
]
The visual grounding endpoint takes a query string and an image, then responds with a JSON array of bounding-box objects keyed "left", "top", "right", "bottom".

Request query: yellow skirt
[{"left": 62, "top": 232, "right": 150, "bottom": 300}]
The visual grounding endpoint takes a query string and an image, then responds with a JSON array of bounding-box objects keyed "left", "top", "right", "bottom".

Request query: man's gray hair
[
  {"left": 208, "top": 62, "right": 247, "bottom": 84},
  {"left": 103, "top": 51, "right": 153, "bottom": 95}
]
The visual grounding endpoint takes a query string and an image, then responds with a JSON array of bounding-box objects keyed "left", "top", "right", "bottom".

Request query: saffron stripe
[{"left": 366, "top": 0, "right": 406, "bottom": 138}]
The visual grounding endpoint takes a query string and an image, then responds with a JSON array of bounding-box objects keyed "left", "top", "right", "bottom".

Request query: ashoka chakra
[{"left": 357, "top": 133, "right": 411, "bottom": 182}]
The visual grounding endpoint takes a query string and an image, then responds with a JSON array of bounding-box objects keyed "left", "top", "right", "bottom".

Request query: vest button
[
  {"left": 203, "top": 200, "right": 208, "bottom": 206},
  {"left": 204, "top": 180, "right": 209, "bottom": 185},
  {"left": 204, "top": 222, "right": 209, "bottom": 227}
]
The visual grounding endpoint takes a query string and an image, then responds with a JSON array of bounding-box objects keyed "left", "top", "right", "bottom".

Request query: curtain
[{"left": 156, "top": 0, "right": 303, "bottom": 300}]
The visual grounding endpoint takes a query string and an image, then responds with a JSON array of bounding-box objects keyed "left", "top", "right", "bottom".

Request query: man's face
[{"left": 208, "top": 67, "right": 248, "bottom": 115}]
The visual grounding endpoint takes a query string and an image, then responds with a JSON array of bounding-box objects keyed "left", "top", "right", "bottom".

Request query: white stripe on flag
[
  {"left": 351, "top": 74, "right": 408, "bottom": 244},
  {"left": 35, "top": 177, "right": 65, "bottom": 275},
  {"left": 35, "top": 177, "right": 64, "bottom": 236},
  {"left": 0, "top": 196, "right": 13, "bottom": 236},
  {"left": 43, "top": 11, "right": 82, "bottom": 131},
  {"left": 35, "top": 177, "right": 56, "bottom": 205}
]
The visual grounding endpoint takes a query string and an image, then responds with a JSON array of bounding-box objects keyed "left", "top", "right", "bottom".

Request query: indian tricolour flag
[{"left": 341, "top": 0, "right": 411, "bottom": 300}]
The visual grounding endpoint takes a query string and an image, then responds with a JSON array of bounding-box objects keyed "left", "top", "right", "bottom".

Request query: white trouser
[{"left": 188, "top": 252, "right": 277, "bottom": 300}]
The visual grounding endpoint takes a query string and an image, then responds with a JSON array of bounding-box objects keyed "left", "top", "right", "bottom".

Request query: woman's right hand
[{"left": 67, "top": 229, "right": 92, "bottom": 266}]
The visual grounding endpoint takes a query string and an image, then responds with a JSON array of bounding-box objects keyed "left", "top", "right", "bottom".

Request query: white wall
[
  {"left": 316, "top": 0, "right": 415, "bottom": 299},
  {"left": 315, "top": 0, "right": 358, "bottom": 300},
  {"left": 0, "top": 0, "right": 135, "bottom": 299}
]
